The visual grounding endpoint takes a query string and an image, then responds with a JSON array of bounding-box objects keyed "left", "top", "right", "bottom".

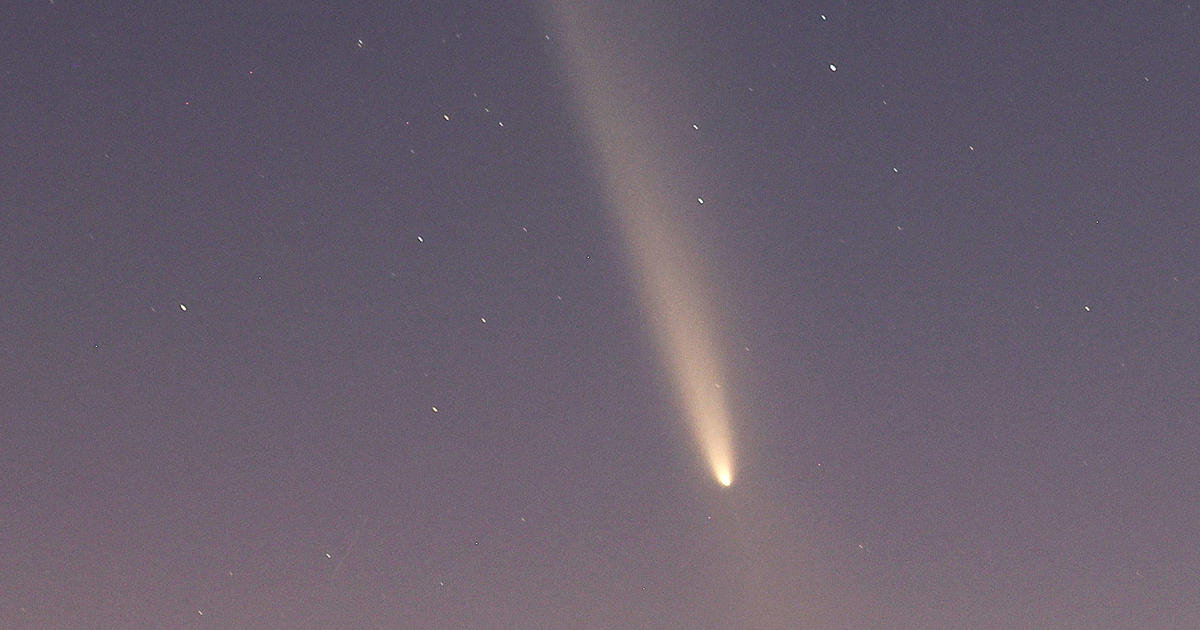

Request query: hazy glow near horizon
[{"left": 551, "top": 2, "right": 736, "bottom": 488}]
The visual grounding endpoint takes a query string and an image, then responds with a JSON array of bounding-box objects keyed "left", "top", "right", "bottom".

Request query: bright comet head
[{"left": 716, "top": 467, "right": 733, "bottom": 487}]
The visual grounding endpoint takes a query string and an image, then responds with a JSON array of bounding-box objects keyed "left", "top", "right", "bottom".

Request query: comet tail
[{"left": 550, "top": 2, "right": 736, "bottom": 487}]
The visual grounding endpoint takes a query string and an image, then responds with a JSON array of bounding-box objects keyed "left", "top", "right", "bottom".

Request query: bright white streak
[{"left": 550, "top": 3, "right": 735, "bottom": 487}]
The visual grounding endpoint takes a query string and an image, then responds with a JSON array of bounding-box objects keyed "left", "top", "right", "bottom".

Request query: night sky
[{"left": 4, "top": 2, "right": 1199, "bottom": 628}]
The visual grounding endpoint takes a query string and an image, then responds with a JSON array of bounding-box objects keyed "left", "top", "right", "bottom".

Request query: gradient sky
[{"left": 3, "top": 2, "right": 1199, "bottom": 628}]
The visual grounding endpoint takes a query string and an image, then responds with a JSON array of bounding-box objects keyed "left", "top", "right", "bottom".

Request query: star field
[{"left": 2, "top": 2, "right": 1199, "bottom": 628}]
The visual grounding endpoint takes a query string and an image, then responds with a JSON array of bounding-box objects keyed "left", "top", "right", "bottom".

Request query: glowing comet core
[
  {"left": 716, "top": 467, "right": 733, "bottom": 488},
  {"left": 551, "top": 2, "right": 736, "bottom": 487}
]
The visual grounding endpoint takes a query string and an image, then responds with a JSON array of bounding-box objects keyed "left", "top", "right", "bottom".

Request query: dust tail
[{"left": 548, "top": 1, "right": 736, "bottom": 487}]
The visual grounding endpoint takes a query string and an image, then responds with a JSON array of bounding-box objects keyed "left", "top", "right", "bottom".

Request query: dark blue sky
[{"left": 3, "top": 2, "right": 1198, "bottom": 628}]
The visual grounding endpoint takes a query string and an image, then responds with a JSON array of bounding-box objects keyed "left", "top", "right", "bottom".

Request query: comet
[{"left": 549, "top": 2, "right": 736, "bottom": 487}]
